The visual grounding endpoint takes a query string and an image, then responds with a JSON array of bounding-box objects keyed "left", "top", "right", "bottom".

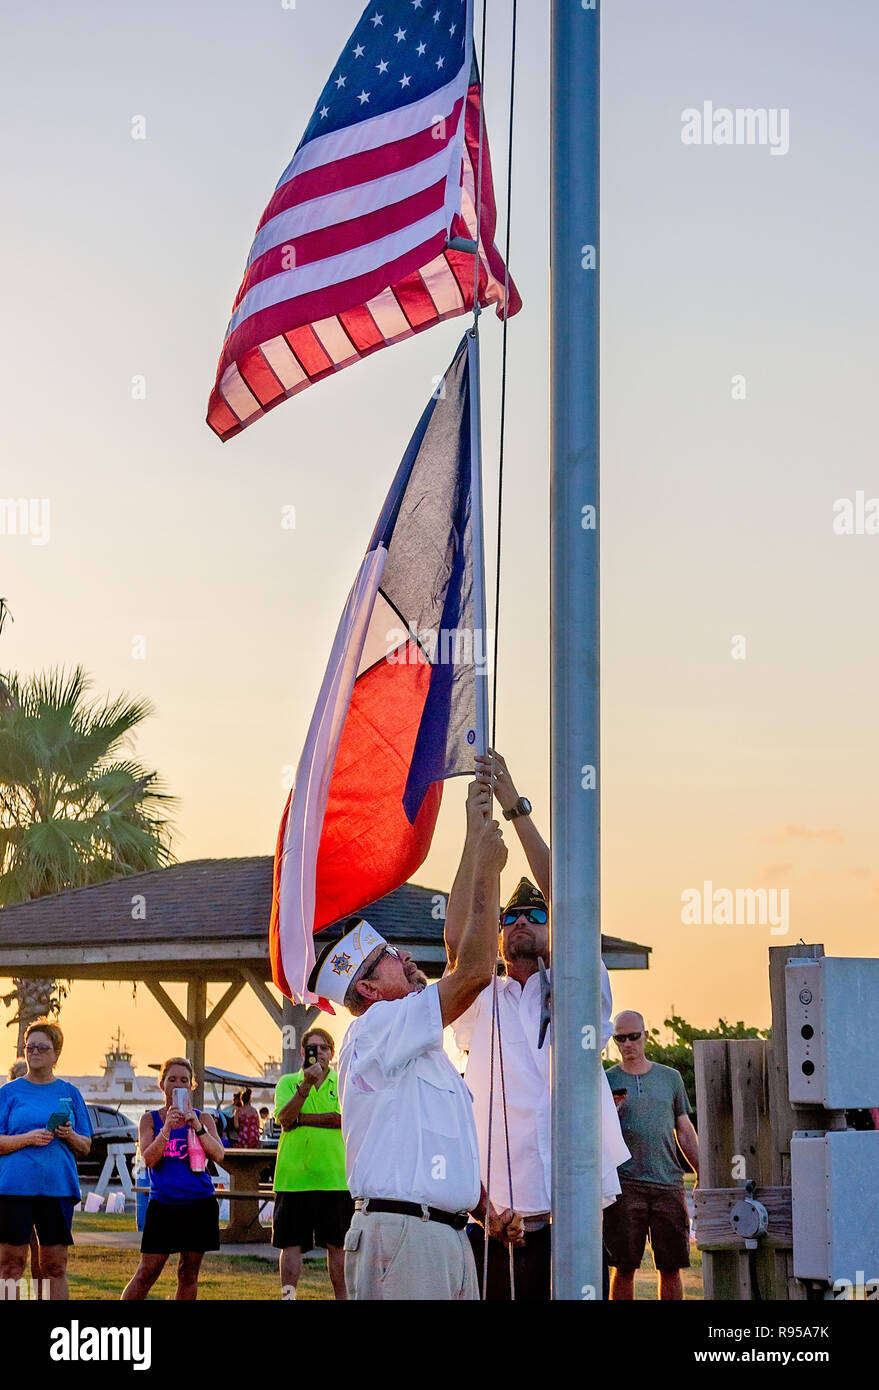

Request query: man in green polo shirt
[{"left": 273, "top": 1027, "right": 353, "bottom": 1300}]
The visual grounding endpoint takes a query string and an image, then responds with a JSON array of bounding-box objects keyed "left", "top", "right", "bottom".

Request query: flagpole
[
  {"left": 550, "top": 0, "right": 602, "bottom": 1300},
  {"left": 468, "top": 326, "right": 490, "bottom": 758}
]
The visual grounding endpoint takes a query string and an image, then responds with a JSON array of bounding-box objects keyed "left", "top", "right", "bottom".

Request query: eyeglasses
[
  {"left": 361, "top": 944, "right": 400, "bottom": 978},
  {"left": 500, "top": 908, "right": 548, "bottom": 927},
  {"left": 25, "top": 1043, "right": 54, "bottom": 1054},
  {"left": 612, "top": 1032, "right": 643, "bottom": 1044}
]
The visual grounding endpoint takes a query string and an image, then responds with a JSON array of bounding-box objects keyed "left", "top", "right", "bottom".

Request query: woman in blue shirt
[
  {"left": 0, "top": 1018, "right": 92, "bottom": 1299},
  {"left": 121, "top": 1056, "right": 225, "bottom": 1300}
]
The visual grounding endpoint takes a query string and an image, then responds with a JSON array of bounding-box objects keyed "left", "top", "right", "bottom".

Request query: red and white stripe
[{"left": 207, "top": 80, "right": 520, "bottom": 442}]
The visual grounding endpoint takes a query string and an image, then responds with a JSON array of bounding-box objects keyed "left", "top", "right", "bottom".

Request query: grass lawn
[
  {"left": 632, "top": 1245, "right": 703, "bottom": 1301},
  {"left": 67, "top": 1246, "right": 333, "bottom": 1301},
  {"left": 64, "top": 1211, "right": 702, "bottom": 1300},
  {"left": 68, "top": 1214, "right": 332, "bottom": 1300}
]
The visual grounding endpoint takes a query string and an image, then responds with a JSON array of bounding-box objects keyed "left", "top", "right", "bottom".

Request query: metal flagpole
[
  {"left": 468, "top": 319, "right": 500, "bottom": 1301},
  {"left": 550, "top": 0, "right": 602, "bottom": 1299},
  {"left": 468, "top": 326, "right": 490, "bottom": 757}
]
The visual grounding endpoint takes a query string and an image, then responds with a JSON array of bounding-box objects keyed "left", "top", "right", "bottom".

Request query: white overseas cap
[{"left": 307, "top": 919, "right": 387, "bottom": 1007}]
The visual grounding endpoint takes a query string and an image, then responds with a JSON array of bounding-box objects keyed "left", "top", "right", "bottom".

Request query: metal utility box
[
  {"left": 791, "top": 1131, "right": 879, "bottom": 1284},
  {"left": 786, "top": 957, "right": 879, "bottom": 1108}
]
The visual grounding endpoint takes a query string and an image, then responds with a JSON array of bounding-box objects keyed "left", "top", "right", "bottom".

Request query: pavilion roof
[{"left": 0, "top": 857, "right": 650, "bottom": 979}]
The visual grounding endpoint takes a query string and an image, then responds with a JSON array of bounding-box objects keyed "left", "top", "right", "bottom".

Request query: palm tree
[{"left": 0, "top": 666, "right": 175, "bottom": 1054}]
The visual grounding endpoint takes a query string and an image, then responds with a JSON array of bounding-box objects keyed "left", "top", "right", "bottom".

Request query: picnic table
[{"left": 218, "top": 1148, "right": 277, "bottom": 1244}]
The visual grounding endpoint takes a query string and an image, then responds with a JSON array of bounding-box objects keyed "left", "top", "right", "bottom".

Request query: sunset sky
[{"left": 2, "top": 0, "right": 878, "bottom": 1075}]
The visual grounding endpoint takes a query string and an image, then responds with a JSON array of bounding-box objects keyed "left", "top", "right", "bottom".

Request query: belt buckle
[{"left": 420, "top": 1203, "right": 430, "bottom": 1222}]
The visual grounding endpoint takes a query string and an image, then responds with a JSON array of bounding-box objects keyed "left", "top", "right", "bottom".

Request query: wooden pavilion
[{"left": 0, "top": 857, "right": 650, "bottom": 1103}]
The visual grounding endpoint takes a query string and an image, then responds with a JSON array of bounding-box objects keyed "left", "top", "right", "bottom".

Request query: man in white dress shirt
[
  {"left": 445, "top": 752, "right": 629, "bottom": 1300},
  {"left": 316, "top": 814, "right": 517, "bottom": 1301}
]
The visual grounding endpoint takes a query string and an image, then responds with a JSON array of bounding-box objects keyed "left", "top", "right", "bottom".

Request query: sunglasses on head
[
  {"left": 613, "top": 1031, "right": 643, "bottom": 1043},
  {"left": 500, "top": 907, "right": 548, "bottom": 927}
]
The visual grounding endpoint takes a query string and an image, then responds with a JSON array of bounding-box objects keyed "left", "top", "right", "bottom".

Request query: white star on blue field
[{"left": 298, "top": 0, "right": 469, "bottom": 150}]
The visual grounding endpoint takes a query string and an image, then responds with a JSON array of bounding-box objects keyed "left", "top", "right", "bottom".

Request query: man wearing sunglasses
[
  {"left": 444, "top": 756, "right": 629, "bottom": 1301},
  {"left": 603, "top": 1010, "right": 699, "bottom": 1300}
]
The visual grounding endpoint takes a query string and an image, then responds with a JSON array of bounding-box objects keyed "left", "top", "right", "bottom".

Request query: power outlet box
[{"left": 786, "top": 958, "right": 879, "bottom": 1108}]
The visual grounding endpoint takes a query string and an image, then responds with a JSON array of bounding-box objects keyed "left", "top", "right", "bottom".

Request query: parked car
[{"left": 77, "top": 1104, "right": 139, "bottom": 1184}]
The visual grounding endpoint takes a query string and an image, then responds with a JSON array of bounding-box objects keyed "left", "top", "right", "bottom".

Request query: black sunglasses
[
  {"left": 613, "top": 1032, "right": 643, "bottom": 1043},
  {"left": 361, "top": 944, "right": 400, "bottom": 978},
  {"left": 500, "top": 907, "right": 548, "bottom": 927}
]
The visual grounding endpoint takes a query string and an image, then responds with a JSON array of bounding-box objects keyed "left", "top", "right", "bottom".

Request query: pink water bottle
[
  {"left": 186, "top": 1126, "right": 207, "bottom": 1173},
  {"left": 173, "top": 1086, "right": 207, "bottom": 1172}
]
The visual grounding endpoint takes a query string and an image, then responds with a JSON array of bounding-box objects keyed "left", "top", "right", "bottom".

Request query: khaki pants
[{"left": 343, "top": 1208, "right": 479, "bottom": 1301}]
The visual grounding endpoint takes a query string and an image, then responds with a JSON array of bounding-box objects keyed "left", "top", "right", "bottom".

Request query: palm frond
[{"left": 0, "top": 666, "right": 177, "bottom": 906}]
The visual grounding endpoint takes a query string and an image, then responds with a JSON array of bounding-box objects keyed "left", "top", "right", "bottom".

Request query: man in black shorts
[
  {"left": 603, "top": 1010, "right": 699, "bottom": 1299},
  {"left": 272, "top": 1027, "right": 353, "bottom": 1300}
]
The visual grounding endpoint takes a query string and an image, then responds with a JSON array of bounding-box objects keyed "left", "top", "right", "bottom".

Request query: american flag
[{"left": 206, "top": 0, "right": 520, "bottom": 442}]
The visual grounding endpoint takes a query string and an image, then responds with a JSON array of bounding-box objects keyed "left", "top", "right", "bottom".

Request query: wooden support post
[
  {"left": 730, "top": 1040, "right": 776, "bottom": 1300},
  {"left": 767, "top": 943, "right": 826, "bottom": 1301},
  {"left": 186, "top": 978, "right": 208, "bottom": 1109},
  {"left": 730, "top": 1040, "right": 773, "bottom": 1186},
  {"left": 693, "top": 945, "right": 833, "bottom": 1301},
  {"left": 203, "top": 979, "right": 246, "bottom": 1038},
  {"left": 694, "top": 1037, "right": 783, "bottom": 1298},
  {"left": 694, "top": 1039, "right": 738, "bottom": 1299},
  {"left": 241, "top": 968, "right": 284, "bottom": 1030},
  {"left": 281, "top": 998, "right": 320, "bottom": 1075},
  {"left": 145, "top": 978, "right": 243, "bottom": 1110},
  {"left": 144, "top": 980, "right": 188, "bottom": 1037}
]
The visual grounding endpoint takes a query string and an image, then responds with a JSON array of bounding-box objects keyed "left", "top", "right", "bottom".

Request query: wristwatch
[
  {"left": 503, "top": 796, "right": 532, "bottom": 821},
  {"left": 195, "top": 1123, "right": 207, "bottom": 1136}
]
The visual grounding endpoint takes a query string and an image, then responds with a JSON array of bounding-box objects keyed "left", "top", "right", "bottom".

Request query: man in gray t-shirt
[{"left": 603, "top": 1011, "right": 699, "bottom": 1300}]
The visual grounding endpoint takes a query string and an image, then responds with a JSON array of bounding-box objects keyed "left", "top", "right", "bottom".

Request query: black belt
[{"left": 355, "top": 1198, "right": 468, "bottom": 1230}]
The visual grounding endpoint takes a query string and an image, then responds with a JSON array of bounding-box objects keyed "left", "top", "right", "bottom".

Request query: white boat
[{"left": 65, "top": 1030, "right": 158, "bottom": 1115}]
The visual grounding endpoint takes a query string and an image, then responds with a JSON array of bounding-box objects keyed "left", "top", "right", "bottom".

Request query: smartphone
[
  {"left": 46, "top": 1099, "right": 73, "bottom": 1131},
  {"left": 304, "top": 1044, "right": 318, "bottom": 1069},
  {"left": 172, "top": 1087, "right": 189, "bottom": 1115}
]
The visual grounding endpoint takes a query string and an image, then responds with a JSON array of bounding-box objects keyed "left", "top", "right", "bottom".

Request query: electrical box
[
  {"left": 791, "top": 1131, "right": 879, "bottom": 1284},
  {"left": 786, "top": 957, "right": 879, "bottom": 1108}
]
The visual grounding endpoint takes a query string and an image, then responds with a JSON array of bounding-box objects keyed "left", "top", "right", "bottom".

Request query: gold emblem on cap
[{"left": 330, "top": 951, "right": 352, "bottom": 976}]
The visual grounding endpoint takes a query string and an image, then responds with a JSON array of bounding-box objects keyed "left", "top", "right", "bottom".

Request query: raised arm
[
  {"left": 476, "top": 750, "right": 551, "bottom": 903},
  {"left": 437, "top": 816, "right": 507, "bottom": 1027},
  {"left": 444, "top": 779, "right": 492, "bottom": 969}
]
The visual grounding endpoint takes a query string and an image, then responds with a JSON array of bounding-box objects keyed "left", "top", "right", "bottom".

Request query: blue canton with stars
[{"left": 298, "top": 0, "right": 469, "bottom": 150}]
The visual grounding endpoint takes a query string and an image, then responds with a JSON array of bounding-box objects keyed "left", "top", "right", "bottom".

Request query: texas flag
[{"left": 270, "top": 335, "right": 482, "bottom": 1003}]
